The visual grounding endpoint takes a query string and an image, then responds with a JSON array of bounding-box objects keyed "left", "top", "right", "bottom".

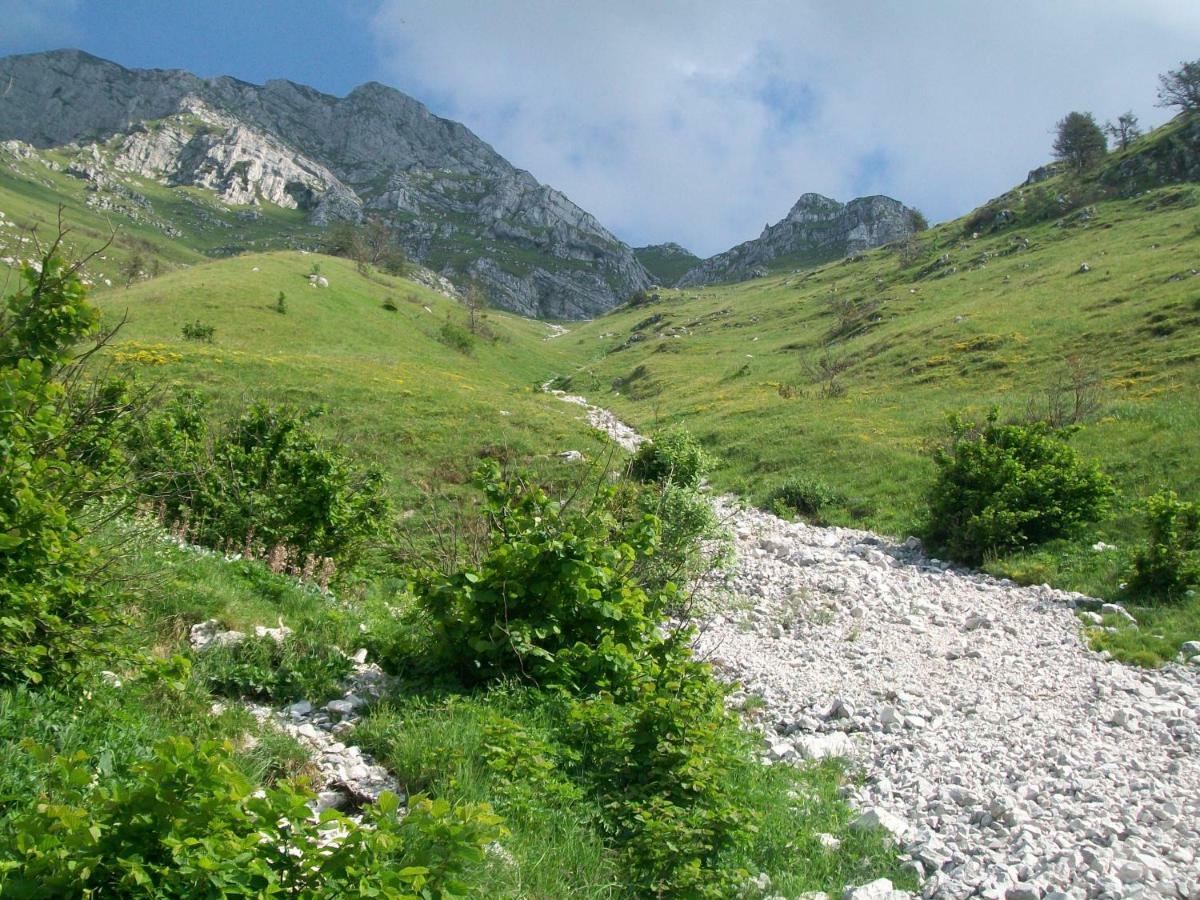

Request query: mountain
[
  {"left": 677, "top": 193, "right": 919, "bottom": 287},
  {"left": 634, "top": 242, "right": 701, "bottom": 286},
  {"left": 0, "top": 49, "right": 650, "bottom": 319}
]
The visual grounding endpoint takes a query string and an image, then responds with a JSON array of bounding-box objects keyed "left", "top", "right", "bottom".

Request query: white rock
[
  {"left": 794, "top": 733, "right": 853, "bottom": 761},
  {"left": 850, "top": 808, "right": 908, "bottom": 841}
]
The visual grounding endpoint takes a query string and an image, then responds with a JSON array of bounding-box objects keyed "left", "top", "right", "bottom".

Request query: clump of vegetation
[
  {"left": 1125, "top": 490, "right": 1200, "bottom": 603},
  {"left": 199, "top": 634, "right": 353, "bottom": 703},
  {"left": 275, "top": 290, "right": 287, "bottom": 314},
  {"left": 1, "top": 737, "right": 502, "bottom": 897},
  {"left": 766, "top": 475, "right": 845, "bottom": 522},
  {"left": 629, "top": 427, "right": 714, "bottom": 489},
  {"left": 381, "top": 296, "right": 399, "bottom": 312},
  {"left": 1052, "top": 111, "right": 1108, "bottom": 172},
  {"left": 181, "top": 319, "right": 215, "bottom": 342},
  {"left": 323, "top": 217, "right": 409, "bottom": 276},
  {"left": 129, "top": 395, "right": 390, "bottom": 567},
  {"left": 1157, "top": 57, "right": 1200, "bottom": 113},
  {"left": 417, "top": 463, "right": 674, "bottom": 692},
  {"left": 0, "top": 251, "right": 131, "bottom": 686},
  {"left": 438, "top": 321, "right": 475, "bottom": 354},
  {"left": 925, "top": 411, "right": 1115, "bottom": 565}
]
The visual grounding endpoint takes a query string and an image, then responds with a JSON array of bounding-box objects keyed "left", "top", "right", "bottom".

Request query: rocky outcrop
[
  {"left": 678, "top": 193, "right": 918, "bottom": 287},
  {"left": 0, "top": 49, "right": 650, "bottom": 318},
  {"left": 110, "top": 98, "right": 362, "bottom": 223}
]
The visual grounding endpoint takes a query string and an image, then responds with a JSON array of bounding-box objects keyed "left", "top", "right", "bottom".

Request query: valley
[{"left": 1, "top": 43, "right": 1199, "bottom": 900}]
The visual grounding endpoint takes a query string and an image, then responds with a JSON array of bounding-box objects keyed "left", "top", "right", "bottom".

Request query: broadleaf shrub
[
  {"left": 629, "top": 428, "right": 714, "bottom": 489},
  {"left": 417, "top": 463, "right": 674, "bottom": 693},
  {"left": 1125, "top": 490, "right": 1200, "bottom": 603},
  {"left": 925, "top": 411, "right": 1114, "bottom": 564},
  {"left": 0, "top": 257, "right": 123, "bottom": 686},
  {"left": 0, "top": 737, "right": 503, "bottom": 898},
  {"left": 565, "top": 658, "right": 756, "bottom": 897},
  {"left": 129, "top": 394, "right": 390, "bottom": 567}
]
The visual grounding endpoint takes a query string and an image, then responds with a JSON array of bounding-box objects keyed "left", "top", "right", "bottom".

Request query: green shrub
[
  {"left": 129, "top": 395, "right": 390, "bottom": 567},
  {"left": 636, "top": 483, "right": 729, "bottom": 597},
  {"left": 199, "top": 635, "right": 354, "bottom": 703},
  {"left": 439, "top": 322, "right": 475, "bottom": 354},
  {"left": 0, "top": 736, "right": 503, "bottom": 897},
  {"left": 180, "top": 320, "right": 214, "bottom": 342},
  {"left": 925, "top": 411, "right": 1115, "bottom": 564},
  {"left": 275, "top": 291, "right": 287, "bottom": 314},
  {"left": 1125, "top": 490, "right": 1200, "bottom": 602},
  {"left": 417, "top": 463, "right": 673, "bottom": 693},
  {"left": 0, "top": 256, "right": 124, "bottom": 687},
  {"left": 565, "top": 659, "right": 756, "bottom": 897},
  {"left": 766, "top": 476, "right": 844, "bottom": 521},
  {"left": 629, "top": 428, "right": 715, "bottom": 489}
]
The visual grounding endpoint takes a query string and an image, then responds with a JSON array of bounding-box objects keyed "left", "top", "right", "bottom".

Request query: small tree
[
  {"left": 275, "top": 291, "right": 287, "bottom": 315},
  {"left": 120, "top": 249, "right": 147, "bottom": 288},
  {"left": 1052, "top": 112, "right": 1107, "bottom": 171},
  {"left": 1157, "top": 59, "right": 1200, "bottom": 113},
  {"left": 1104, "top": 111, "right": 1141, "bottom": 150},
  {"left": 464, "top": 282, "right": 488, "bottom": 334},
  {"left": 909, "top": 208, "right": 930, "bottom": 232}
]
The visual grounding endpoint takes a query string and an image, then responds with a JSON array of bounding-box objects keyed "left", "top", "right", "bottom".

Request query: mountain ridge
[
  {"left": 677, "top": 192, "right": 919, "bottom": 287},
  {"left": 0, "top": 48, "right": 651, "bottom": 319}
]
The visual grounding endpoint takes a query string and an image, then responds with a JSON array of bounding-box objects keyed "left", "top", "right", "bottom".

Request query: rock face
[
  {"left": 0, "top": 49, "right": 650, "bottom": 318},
  {"left": 678, "top": 193, "right": 918, "bottom": 287}
]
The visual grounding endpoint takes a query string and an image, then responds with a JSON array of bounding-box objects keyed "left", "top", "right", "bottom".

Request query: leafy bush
[
  {"left": 417, "top": 463, "right": 673, "bottom": 693},
  {"left": 199, "top": 635, "right": 354, "bottom": 703},
  {"left": 129, "top": 395, "right": 390, "bottom": 567},
  {"left": 439, "top": 321, "right": 474, "bottom": 354},
  {"left": 180, "top": 319, "right": 214, "bottom": 342},
  {"left": 766, "top": 476, "right": 844, "bottom": 521},
  {"left": 925, "top": 411, "right": 1115, "bottom": 564},
  {"left": 565, "top": 659, "right": 756, "bottom": 897},
  {"left": 1125, "top": 491, "right": 1200, "bottom": 602},
  {"left": 0, "top": 256, "right": 124, "bottom": 686},
  {"left": 629, "top": 428, "right": 714, "bottom": 489},
  {"left": 275, "top": 291, "right": 287, "bottom": 315},
  {"left": 0, "top": 736, "right": 503, "bottom": 897},
  {"left": 637, "top": 482, "right": 729, "bottom": 596}
]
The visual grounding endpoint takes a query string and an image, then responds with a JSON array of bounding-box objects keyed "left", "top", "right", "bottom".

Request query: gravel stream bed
[{"left": 553, "top": 390, "right": 1200, "bottom": 900}]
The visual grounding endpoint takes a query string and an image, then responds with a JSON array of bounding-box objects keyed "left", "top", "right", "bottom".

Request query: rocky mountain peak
[
  {"left": 678, "top": 192, "right": 917, "bottom": 287},
  {"left": 0, "top": 49, "right": 650, "bottom": 319}
]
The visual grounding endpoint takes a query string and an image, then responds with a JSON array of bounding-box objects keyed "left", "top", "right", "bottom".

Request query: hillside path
[{"left": 551, "top": 390, "right": 1200, "bottom": 900}]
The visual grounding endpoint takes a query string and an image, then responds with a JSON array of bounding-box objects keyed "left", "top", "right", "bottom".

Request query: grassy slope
[
  {"left": 94, "top": 251, "right": 608, "bottom": 512},
  {"left": 634, "top": 245, "right": 701, "bottom": 286},
  {"left": 557, "top": 143, "right": 1200, "bottom": 660}
]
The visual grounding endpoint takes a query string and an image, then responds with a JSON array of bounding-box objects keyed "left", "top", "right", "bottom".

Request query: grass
[{"left": 82, "top": 250, "right": 608, "bottom": 522}]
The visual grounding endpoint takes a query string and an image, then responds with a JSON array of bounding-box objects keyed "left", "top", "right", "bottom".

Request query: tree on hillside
[
  {"left": 1104, "top": 111, "right": 1141, "bottom": 151},
  {"left": 322, "top": 217, "right": 408, "bottom": 276},
  {"left": 464, "top": 281, "right": 488, "bottom": 335},
  {"left": 1157, "top": 59, "right": 1200, "bottom": 113},
  {"left": 1052, "top": 112, "right": 1107, "bottom": 172},
  {"left": 908, "top": 208, "right": 930, "bottom": 232},
  {"left": 120, "top": 249, "right": 147, "bottom": 288}
]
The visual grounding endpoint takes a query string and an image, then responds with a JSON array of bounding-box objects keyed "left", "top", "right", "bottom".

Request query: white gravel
[{"left": 552, "top": 391, "right": 1200, "bottom": 900}]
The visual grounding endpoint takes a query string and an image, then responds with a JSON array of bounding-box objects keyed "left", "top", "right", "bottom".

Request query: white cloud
[{"left": 369, "top": 0, "right": 1200, "bottom": 256}]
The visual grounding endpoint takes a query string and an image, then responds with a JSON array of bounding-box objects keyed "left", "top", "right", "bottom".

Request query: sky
[{"left": 3, "top": 1, "right": 1200, "bottom": 257}]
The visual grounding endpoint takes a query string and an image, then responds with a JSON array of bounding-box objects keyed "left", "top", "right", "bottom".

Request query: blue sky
[{"left": 4, "top": 1, "right": 1200, "bottom": 256}]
